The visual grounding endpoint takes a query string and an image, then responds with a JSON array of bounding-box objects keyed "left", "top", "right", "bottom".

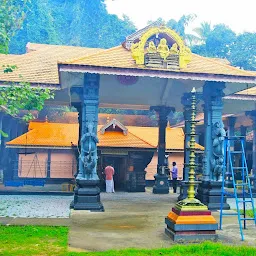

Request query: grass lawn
[
  {"left": 239, "top": 209, "right": 256, "bottom": 218},
  {"left": 0, "top": 226, "right": 256, "bottom": 256}
]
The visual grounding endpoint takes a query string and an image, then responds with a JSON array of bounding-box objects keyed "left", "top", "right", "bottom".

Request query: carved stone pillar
[
  {"left": 196, "top": 82, "right": 230, "bottom": 210},
  {"left": 225, "top": 116, "right": 236, "bottom": 188},
  {"left": 246, "top": 110, "right": 256, "bottom": 192},
  {"left": 71, "top": 73, "right": 104, "bottom": 211},
  {"left": 151, "top": 106, "right": 174, "bottom": 194},
  {"left": 71, "top": 102, "right": 82, "bottom": 178},
  {"left": 128, "top": 152, "right": 154, "bottom": 192}
]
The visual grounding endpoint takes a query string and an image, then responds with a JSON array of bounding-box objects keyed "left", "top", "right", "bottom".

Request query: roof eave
[
  {"left": 0, "top": 81, "right": 61, "bottom": 89},
  {"left": 58, "top": 63, "right": 256, "bottom": 84}
]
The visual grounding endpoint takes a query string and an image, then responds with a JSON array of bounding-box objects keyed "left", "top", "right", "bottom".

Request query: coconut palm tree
[{"left": 193, "top": 22, "right": 212, "bottom": 43}]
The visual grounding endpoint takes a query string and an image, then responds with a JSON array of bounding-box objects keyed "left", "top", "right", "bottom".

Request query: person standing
[
  {"left": 104, "top": 164, "right": 115, "bottom": 193},
  {"left": 171, "top": 162, "right": 178, "bottom": 193}
]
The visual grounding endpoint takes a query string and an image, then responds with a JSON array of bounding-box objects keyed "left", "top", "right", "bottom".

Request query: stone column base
[
  {"left": 70, "top": 179, "right": 104, "bottom": 211},
  {"left": 178, "top": 181, "right": 189, "bottom": 201},
  {"left": 196, "top": 181, "right": 230, "bottom": 210},
  {"left": 153, "top": 174, "right": 169, "bottom": 194}
]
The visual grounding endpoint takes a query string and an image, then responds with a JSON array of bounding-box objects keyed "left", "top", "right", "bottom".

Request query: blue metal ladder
[{"left": 219, "top": 136, "right": 256, "bottom": 241}]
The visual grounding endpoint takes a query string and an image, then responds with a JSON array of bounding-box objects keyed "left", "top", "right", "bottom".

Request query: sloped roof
[
  {"left": 0, "top": 43, "right": 102, "bottom": 86},
  {"left": 6, "top": 120, "right": 203, "bottom": 151},
  {"left": 60, "top": 45, "right": 256, "bottom": 78}
]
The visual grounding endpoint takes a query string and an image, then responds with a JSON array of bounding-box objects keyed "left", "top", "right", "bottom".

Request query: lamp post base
[
  {"left": 153, "top": 174, "right": 169, "bottom": 194},
  {"left": 70, "top": 179, "right": 104, "bottom": 212}
]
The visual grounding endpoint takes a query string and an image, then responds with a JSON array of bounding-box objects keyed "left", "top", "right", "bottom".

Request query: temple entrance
[{"left": 102, "top": 156, "right": 127, "bottom": 191}]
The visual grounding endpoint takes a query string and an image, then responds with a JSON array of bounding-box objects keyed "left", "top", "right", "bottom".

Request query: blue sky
[{"left": 106, "top": 0, "right": 256, "bottom": 34}]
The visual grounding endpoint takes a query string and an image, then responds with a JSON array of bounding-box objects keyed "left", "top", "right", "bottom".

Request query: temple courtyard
[{"left": 0, "top": 190, "right": 255, "bottom": 252}]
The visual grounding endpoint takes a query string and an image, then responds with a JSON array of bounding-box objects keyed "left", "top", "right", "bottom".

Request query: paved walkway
[{"left": 69, "top": 189, "right": 256, "bottom": 251}]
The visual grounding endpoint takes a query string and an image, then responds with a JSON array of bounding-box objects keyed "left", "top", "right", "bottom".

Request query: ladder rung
[
  {"left": 240, "top": 218, "right": 256, "bottom": 221},
  {"left": 221, "top": 213, "right": 239, "bottom": 216},
  {"left": 238, "top": 200, "right": 253, "bottom": 203},
  {"left": 232, "top": 167, "right": 246, "bottom": 169},
  {"left": 235, "top": 183, "right": 248, "bottom": 186},
  {"left": 230, "top": 151, "right": 243, "bottom": 154}
]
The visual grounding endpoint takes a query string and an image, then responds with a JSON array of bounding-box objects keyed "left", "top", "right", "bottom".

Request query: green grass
[
  {"left": 0, "top": 226, "right": 68, "bottom": 256},
  {"left": 239, "top": 209, "right": 256, "bottom": 218},
  {"left": 0, "top": 226, "right": 256, "bottom": 256}
]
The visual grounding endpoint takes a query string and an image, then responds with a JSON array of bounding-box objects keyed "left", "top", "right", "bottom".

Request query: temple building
[
  {"left": 6, "top": 118, "right": 203, "bottom": 192},
  {"left": 1, "top": 23, "right": 256, "bottom": 211}
]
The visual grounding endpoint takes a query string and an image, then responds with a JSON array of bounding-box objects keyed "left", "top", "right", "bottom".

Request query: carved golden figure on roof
[
  {"left": 170, "top": 43, "right": 179, "bottom": 55},
  {"left": 157, "top": 38, "right": 170, "bottom": 60},
  {"left": 147, "top": 41, "right": 157, "bottom": 53},
  {"left": 130, "top": 26, "right": 192, "bottom": 69}
]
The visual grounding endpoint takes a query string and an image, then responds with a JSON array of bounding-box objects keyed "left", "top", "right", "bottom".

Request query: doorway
[{"left": 102, "top": 156, "right": 127, "bottom": 191}]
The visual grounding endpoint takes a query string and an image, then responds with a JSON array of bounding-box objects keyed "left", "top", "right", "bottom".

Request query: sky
[{"left": 105, "top": 0, "right": 256, "bottom": 34}]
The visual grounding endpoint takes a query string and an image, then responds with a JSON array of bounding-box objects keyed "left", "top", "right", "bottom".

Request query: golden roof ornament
[{"left": 130, "top": 26, "right": 192, "bottom": 69}]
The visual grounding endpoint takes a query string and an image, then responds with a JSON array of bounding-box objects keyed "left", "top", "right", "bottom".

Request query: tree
[
  {"left": 148, "top": 15, "right": 197, "bottom": 45},
  {"left": 1, "top": 67, "right": 54, "bottom": 124},
  {"left": 9, "top": 0, "right": 59, "bottom": 54},
  {"left": 193, "top": 22, "right": 212, "bottom": 43},
  {"left": 166, "top": 14, "right": 196, "bottom": 39},
  {"left": 0, "top": 0, "right": 30, "bottom": 53},
  {"left": 205, "top": 24, "right": 236, "bottom": 58},
  {"left": 229, "top": 32, "right": 256, "bottom": 71},
  {"left": 0, "top": 1, "right": 54, "bottom": 133},
  {"left": 67, "top": 0, "right": 136, "bottom": 48},
  {"left": 192, "top": 24, "right": 236, "bottom": 59}
]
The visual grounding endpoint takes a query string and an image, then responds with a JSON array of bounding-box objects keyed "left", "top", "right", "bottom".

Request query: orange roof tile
[
  {"left": 61, "top": 45, "right": 256, "bottom": 77},
  {"left": 7, "top": 121, "right": 203, "bottom": 151},
  {"left": 0, "top": 43, "right": 103, "bottom": 86}
]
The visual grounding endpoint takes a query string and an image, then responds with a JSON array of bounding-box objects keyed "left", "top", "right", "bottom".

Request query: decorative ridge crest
[
  {"left": 130, "top": 26, "right": 192, "bottom": 69},
  {"left": 100, "top": 118, "right": 128, "bottom": 135}
]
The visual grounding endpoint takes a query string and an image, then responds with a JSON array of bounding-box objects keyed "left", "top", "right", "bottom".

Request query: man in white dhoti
[{"left": 104, "top": 164, "right": 115, "bottom": 193}]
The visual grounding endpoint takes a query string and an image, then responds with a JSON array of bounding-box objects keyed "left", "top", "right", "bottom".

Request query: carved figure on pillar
[
  {"left": 78, "top": 120, "right": 99, "bottom": 180},
  {"left": 211, "top": 121, "right": 226, "bottom": 181},
  {"left": 196, "top": 81, "right": 230, "bottom": 210},
  {"left": 71, "top": 73, "right": 104, "bottom": 211}
]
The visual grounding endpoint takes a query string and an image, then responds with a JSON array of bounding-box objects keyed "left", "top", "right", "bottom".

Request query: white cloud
[{"left": 105, "top": 0, "right": 256, "bottom": 34}]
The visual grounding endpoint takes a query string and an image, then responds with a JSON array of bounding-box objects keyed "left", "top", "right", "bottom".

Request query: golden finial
[{"left": 106, "top": 116, "right": 110, "bottom": 123}]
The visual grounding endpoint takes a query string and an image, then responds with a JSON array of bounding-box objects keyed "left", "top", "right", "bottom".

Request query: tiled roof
[
  {"left": 237, "top": 86, "right": 256, "bottom": 96},
  {"left": 1, "top": 41, "right": 255, "bottom": 88},
  {"left": 0, "top": 43, "right": 102, "bottom": 86},
  {"left": 61, "top": 45, "right": 256, "bottom": 77},
  {"left": 6, "top": 121, "right": 203, "bottom": 150}
]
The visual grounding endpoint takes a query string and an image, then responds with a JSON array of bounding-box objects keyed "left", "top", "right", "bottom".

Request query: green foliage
[
  {"left": 1, "top": 65, "right": 54, "bottom": 122},
  {"left": 230, "top": 33, "right": 256, "bottom": 70},
  {"left": 0, "top": 0, "right": 30, "bottom": 53},
  {"left": 9, "top": 0, "right": 59, "bottom": 53},
  {"left": 192, "top": 23, "right": 256, "bottom": 71},
  {"left": 9, "top": 0, "right": 136, "bottom": 53}
]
